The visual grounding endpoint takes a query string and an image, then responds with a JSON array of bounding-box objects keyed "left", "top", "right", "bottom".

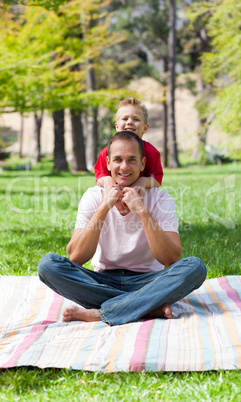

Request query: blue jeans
[{"left": 38, "top": 253, "right": 207, "bottom": 326}]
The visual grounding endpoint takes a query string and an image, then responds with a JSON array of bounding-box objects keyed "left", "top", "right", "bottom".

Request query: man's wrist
[
  {"left": 134, "top": 202, "right": 148, "bottom": 216},
  {"left": 97, "top": 202, "right": 111, "bottom": 217}
]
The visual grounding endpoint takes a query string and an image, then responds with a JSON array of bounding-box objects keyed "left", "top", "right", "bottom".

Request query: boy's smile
[{"left": 115, "top": 105, "right": 149, "bottom": 138}]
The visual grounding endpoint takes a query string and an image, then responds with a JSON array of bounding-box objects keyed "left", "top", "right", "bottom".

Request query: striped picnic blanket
[{"left": 0, "top": 275, "right": 241, "bottom": 372}]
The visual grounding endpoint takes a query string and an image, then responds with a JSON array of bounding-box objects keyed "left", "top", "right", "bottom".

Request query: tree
[
  {"left": 33, "top": 111, "right": 43, "bottom": 164},
  {"left": 105, "top": 0, "right": 182, "bottom": 167},
  {"left": 70, "top": 109, "right": 87, "bottom": 172},
  {"left": 198, "top": 0, "right": 241, "bottom": 137},
  {"left": 53, "top": 110, "right": 68, "bottom": 171},
  {"left": 167, "top": 0, "right": 180, "bottom": 168},
  {"left": 182, "top": 0, "right": 214, "bottom": 160},
  {"left": 0, "top": 4, "right": 60, "bottom": 161},
  {"left": 0, "top": 1, "right": 126, "bottom": 170}
]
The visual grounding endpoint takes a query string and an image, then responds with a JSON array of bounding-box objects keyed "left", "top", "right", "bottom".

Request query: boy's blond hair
[{"left": 116, "top": 97, "right": 148, "bottom": 124}]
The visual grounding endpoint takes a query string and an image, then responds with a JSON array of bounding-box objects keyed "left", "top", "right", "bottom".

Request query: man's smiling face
[{"left": 107, "top": 138, "right": 145, "bottom": 187}]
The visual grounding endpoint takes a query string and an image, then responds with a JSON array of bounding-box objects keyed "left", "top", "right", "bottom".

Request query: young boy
[{"left": 94, "top": 97, "right": 163, "bottom": 189}]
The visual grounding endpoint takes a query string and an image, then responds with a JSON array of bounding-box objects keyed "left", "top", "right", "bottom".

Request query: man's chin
[
  {"left": 117, "top": 182, "right": 131, "bottom": 188},
  {"left": 116, "top": 178, "right": 134, "bottom": 187}
]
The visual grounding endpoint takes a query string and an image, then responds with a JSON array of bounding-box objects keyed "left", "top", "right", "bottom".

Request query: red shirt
[{"left": 94, "top": 140, "right": 163, "bottom": 186}]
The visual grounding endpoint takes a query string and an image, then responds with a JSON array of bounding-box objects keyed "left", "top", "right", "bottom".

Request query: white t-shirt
[{"left": 75, "top": 187, "right": 178, "bottom": 273}]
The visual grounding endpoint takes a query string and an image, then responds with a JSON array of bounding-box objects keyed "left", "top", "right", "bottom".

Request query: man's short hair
[
  {"left": 108, "top": 131, "right": 144, "bottom": 159},
  {"left": 116, "top": 97, "right": 148, "bottom": 124}
]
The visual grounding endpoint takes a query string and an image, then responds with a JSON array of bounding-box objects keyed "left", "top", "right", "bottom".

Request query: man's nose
[{"left": 120, "top": 160, "right": 128, "bottom": 169}]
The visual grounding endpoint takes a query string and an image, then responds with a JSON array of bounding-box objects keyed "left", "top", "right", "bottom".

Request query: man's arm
[
  {"left": 122, "top": 187, "right": 182, "bottom": 267},
  {"left": 136, "top": 209, "right": 182, "bottom": 267},
  {"left": 67, "top": 186, "right": 123, "bottom": 265}
]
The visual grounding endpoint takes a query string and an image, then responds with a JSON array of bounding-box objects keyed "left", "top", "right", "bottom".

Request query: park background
[
  {"left": 0, "top": 1, "right": 241, "bottom": 401},
  {"left": 1, "top": 0, "right": 241, "bottom": 170}
]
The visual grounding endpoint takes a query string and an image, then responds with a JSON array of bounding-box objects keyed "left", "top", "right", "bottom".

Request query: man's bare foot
[
  {"left": 143, "top": 303, "right": 173, "bottom": 320},
  {"left": 62, "top": 305, "right": 101, "bottom": 323}
]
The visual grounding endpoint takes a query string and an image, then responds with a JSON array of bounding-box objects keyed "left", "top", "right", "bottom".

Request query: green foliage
[
  {"left": 195, "top": 144, "right": 230, "bottom": 166},
  {"left": 0, "top": 126, "right": 18, "bottom": 151},
  {"left": 195, "top": 94, "right": 210, "bottom": 119},
  {"left": 0, "top": 1, "right": 127, "bottom": 114},
  {"left": 1, "top": 0, "right": 67, "bottom": 11},
  {"left": 102, "top": 0, "right": 171, "bottom": 87},
  {"left": 192, "top": 0, "right": 241, "bottom": 136}
]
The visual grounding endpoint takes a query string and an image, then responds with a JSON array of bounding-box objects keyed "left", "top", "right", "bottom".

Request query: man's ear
[
  {"left": 114, "top": 122, "right": 118, "bottom": 130},
  {"left": 141, "top": 157, "right": 146, "bottom": 172},
  {"left": 106, "top": 155, "right": 111, "bottom": 171}
]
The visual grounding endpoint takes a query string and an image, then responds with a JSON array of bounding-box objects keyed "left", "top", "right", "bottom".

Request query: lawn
[{"left": 0, "top": 158, "right": 241, "bottom": 401}]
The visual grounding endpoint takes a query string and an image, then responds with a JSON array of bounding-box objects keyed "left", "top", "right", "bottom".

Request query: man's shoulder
[
  {"left": 145, "top": 188, "right": 177, "bottom": 221},
  {"left": 148, "top": 187, "right": 169, "bottom": 196},
  {"left": 146, "top": 187, "right": 174, "bottom": 204},
  {"left": 85, "top": 186, "right": 103, "bottom": 195},
  {"left": 81, "top": 186, "right": 103, "bottom": 202}
]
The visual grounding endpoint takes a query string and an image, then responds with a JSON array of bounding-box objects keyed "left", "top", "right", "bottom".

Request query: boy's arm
[
  {"left": 131, "top": 176, "right": 160, "bottom": 190},
  {"left": 96, "top": 176, "right": 116, "bottom": 188}
]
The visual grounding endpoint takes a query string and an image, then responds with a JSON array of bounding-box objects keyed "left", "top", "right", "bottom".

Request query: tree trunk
[
  {"left": 163, "top": 100, "right": 168, "bottom": 167},
  {"left": 85, "top": 107, "right": 98, "bottom": 170},
  {"left": 18, "top": 114, "right": 24, "bottom": 158},
  {"left": 167, "top": 0, "right": 180, "bottom": 168},
  {"left": 32, "top": 111, "right": 43, "bottom": 165},
  {"left": 52, "top": 110, "right": 69, "bottom": 171},
  {"left": 70, "top": 109, "right": 88, "bottom": 172},
  {"left": 192, "top": 71, "right": 207, "bottom": 160},
  {"left": 192, "top": 29, "right": 211, "bottom": 161},
  {"left": 85, "top": 65, "right": 98, "bottom": 170},
  {"left": 162, "top": 55, "right": 169, "bottom": 168}
]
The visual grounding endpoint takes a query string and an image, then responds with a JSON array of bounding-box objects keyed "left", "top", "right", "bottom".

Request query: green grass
[{"left": 0, "top": 158, "right": 241, "bottom": 401}]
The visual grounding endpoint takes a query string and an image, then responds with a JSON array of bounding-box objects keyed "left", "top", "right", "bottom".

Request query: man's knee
[
  {"left": 187, "top": 256, "right": 207, "bottom": 283},
  {"left": 38, "top": 253, "right": 65, "bottom": 281}
]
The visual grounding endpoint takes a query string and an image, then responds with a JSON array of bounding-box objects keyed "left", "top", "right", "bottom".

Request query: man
[{"left": 38, "top": 131, "right": 206, "bottom": 326}]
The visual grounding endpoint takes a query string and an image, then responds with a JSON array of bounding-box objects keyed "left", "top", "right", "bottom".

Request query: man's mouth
[{"left": 119, "top": 173, "right": 131, "bottom": 177}]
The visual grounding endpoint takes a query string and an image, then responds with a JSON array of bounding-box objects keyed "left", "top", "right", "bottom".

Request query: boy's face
[{"left": 115, "top": 105, "right": 149, "bottom": 138}]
